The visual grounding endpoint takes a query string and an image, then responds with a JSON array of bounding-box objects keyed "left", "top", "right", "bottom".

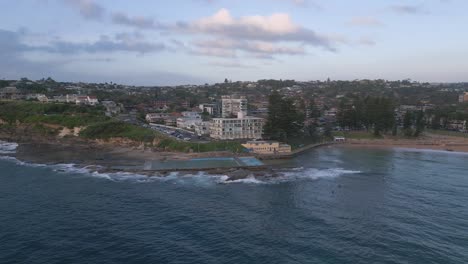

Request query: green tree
[
  {"left": 308, "top": 99, "right": 320, "bottom": 118},
  {"left": 414, "top": 111, "right": 425, "bottom": 137},
  {"left": 338, "top": 96, "right": 394, "bottom": 135},
  {"left": 323, "top": 123, "right": 333, "bottom": 139},
  {"left": 431, "top": 115, "right": 440, "bottom": 130},
  {"left": 201, "top": 111, "right": 210, "bottom": 121},
  {"left": 264, "top": 90, "right": 304, "bottom": 140},
  {"left": 403, "top": 111, "right": 413, "bottom": 137}
]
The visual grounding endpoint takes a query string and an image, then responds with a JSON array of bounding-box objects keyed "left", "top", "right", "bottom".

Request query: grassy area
[
  {"left": 0, "top": 101, "right": 108, "bottom": 128},
  {"left": 80, "top": 121, "right": 156, "bottom": 142}
]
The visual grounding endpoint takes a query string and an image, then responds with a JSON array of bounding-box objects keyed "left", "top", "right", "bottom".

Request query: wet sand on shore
[{"left": 342, "top": 136, "right": 468, "bottom": 153}]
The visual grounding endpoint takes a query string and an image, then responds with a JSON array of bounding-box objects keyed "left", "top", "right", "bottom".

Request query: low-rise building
[
  {"left": 153, "top": 100, "right": 169, "bottom": 111},
  {"left": 242, "top": 141, "right": 291, "bottom": 154},
  {"left": 333, "top": 136, "right": 346, "bottom": 142},
  {"left": 102, "top": 101, "right": 121, "bottom": 116},
  {"left": 324, "top": 108, "right": 338, "bottom": 118},
  {"left": 459, "top": 92, "right": 468, "bottom": 103},
  {"left": 37, "top": 94, "right": 49, "bottom": 103},
  {"left": 146, "top": 113, "right": 171, "bottom": 123},
  {"left": 51, "top": 94, "right": 98, "bottom": 105},
  {"left": 177, "top": 117, "right": 201, "bottom": 129},
  {"left": 0, "top": 87, "right": 21, "bottom": 99},
  {"left": 87, "top": 96, "right": 99, "bottom": 106},
  {"left": 176, "top": 111, "right": 203, "bottom": 129},
  {"left": 447, "top": 120, "right": 466, "bottom": 131}
]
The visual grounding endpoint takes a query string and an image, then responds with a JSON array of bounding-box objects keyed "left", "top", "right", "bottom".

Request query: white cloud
[{"left": 176, "top": 8, "right": 338, "bottom": 51}]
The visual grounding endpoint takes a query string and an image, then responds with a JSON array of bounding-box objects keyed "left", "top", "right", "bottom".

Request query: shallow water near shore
[{"left": 1, "top": 141, "right": 468, "bottom": 263}]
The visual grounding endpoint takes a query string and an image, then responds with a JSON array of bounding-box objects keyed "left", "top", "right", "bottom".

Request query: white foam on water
[
  {"left": 1, "top": 154, "right": 362, "bottom": 185},
  {"left": 221, "top": 175, "right": 266, "bottom": 184},
  {"left": 0, "top": 142, "right": 361, "bottom": 185},
  {"left": 0, "top": 141, "right": 18, "bottom": 154},
  {"left": 266, "top": 168, "right": 362, "bottom": 184},
  {"left": 0, "top": 154, "right": 47, "bottom": 168}
]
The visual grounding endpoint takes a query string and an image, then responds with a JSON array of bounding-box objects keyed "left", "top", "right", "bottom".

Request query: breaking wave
[
  {"left": 0, "top": 155, "right": 362, "bottom": 185},
  {"left": 0, "top": 141, "right": 18, "bottom": 154}
]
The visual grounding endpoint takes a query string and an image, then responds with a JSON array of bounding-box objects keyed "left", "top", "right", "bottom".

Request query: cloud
[
  {"left": 193, "top": 38, "right": 305, "bottom": 58},
  {"left": 389, "top": 5, "right": 425, "bottom": 14},
  {"left": 44, "top": 34, "right": 167, "bottom": 54},
  {"left": 0, "top": 29, "right": 204, "bottom": 85},
  {"left": 1, "top": 28, "right": 167, "bottom": 56},
  {"left": 175, "top": 8, "right": 338, "bottom": 51},
  {"left": 348, "top": 17, "right": 384, "bottom": 27},
  {"left": 63, "top": 0, "right": 105, "bottom": 20},
  {"left": 57, "top": 3, "right": 340, "bottom": 59},
  {"left": 112, "top": 12, "right": 161, "bottom": 29}
]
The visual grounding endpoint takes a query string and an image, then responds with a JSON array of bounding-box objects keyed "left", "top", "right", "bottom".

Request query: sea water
[{"left": 0, "top": 141, "right": 467, "bottom": 263}]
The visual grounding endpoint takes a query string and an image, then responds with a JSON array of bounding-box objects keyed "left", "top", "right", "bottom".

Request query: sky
[{"left": 0, "top": 0, "right": 467, "bottom": 85}]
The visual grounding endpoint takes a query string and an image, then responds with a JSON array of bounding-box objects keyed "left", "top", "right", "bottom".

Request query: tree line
[
  {"left": 337, "top": 96, "right": 395, "bottom": 136},
  {"left": 337, "top": 96, "right": 428, "bottom": 137},
  {"left": 263, "top": 90, "right": 305, "bottom": 141}
]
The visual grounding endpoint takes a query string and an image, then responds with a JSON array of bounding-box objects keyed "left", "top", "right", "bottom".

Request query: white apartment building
[
  {"left": 210, "top": 115, "right": 264, "bottom": 140},
  {"left": 221, "top": 95, "right": 248, "bottom": 118},
  {"left": 194, "top": 121, "right": 211, "bottom": 136}
]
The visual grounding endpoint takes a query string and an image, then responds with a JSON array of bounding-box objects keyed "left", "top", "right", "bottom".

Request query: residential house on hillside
[
  {"left": 146, "top": 112, "right": 180, "bottom": 126},
  {"left": 102, "top": 101, "right": 122, "bottom": 116},
  {"left": 459, "top": 92, "right": 468, "bottom": 103},
  {"left": 75, "top": 95, "right": 98, "bottom": 105},
  {"left": 146, "top": 113, "right": 172, "bottom": 123},
  {"left": 51, "top": 94, "right": 98, "bottom": 105},
  {"left": 0, "top": 87, "right": 21, "bottom": 100},
  {"left": 153, "top": 100, "right": 169, "bottom": 111}
]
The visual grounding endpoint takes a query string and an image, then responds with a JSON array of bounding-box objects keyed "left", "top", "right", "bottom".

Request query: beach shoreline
[
  {"left": 341, "top": 136, "right": 468, "bottom": 153},
  {"left": 3, "top": 131, "right": 468, "bottom": 179}
]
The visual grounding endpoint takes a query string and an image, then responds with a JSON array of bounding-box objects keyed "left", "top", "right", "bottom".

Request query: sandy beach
[{"left": 342, "top": 134, "right": 468, "bottom": 153}]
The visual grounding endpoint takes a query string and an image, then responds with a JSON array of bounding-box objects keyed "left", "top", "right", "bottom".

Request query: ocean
[{"left": 0, "top": 141, "right": 467, "bottom": 264}]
